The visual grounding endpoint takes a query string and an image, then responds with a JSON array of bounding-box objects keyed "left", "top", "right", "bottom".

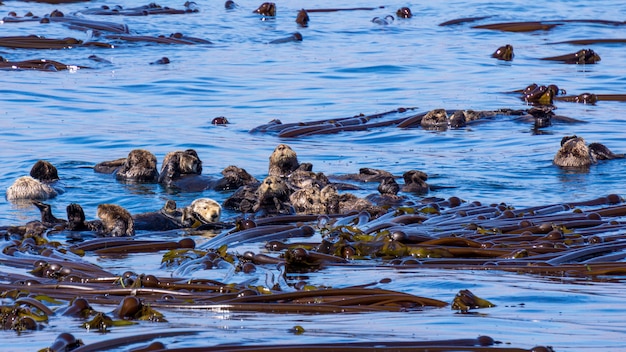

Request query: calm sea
[{"left": 1, "top": 0, "right": 625, "bottom": 350}]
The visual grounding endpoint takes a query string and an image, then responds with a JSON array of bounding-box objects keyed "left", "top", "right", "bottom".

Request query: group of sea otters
[{"left": 5, "top": 137, "right": 624, "bottom": 237}]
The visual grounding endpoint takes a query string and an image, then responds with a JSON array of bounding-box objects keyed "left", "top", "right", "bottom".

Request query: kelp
[
  {"left": 0, "top": 58, "right": 88, "bottom": 71},
  {"left": 76, "top": 2, "right": 200, "bottom": 16},
  {"left": 249, "top": 107, "right": 533, "bottom": 137},
  {"left": 472, "top": 19, "right": 626, "bottom": 32},
  {"left": 4, "top": 194, "right": 624, "bottom": 351}
]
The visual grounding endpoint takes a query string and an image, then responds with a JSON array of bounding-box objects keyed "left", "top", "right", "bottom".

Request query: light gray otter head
[
  {"left": 158, "top": 149, "right": 203, "bottom": 184},
  {"left": 116, "top": 149, "right": 159, "bottom": 182},
  {"left": 553, "top": 136, "right": 594, "bottom": 168},
  {"left": 96, "top": 204, "right": 135, "bottom": 237},
  {"left": 268, "top": 144, "right": 299, "bottom": 177},
  {"left": 182, "top": 198, "right": 222, "bottom": 226}
]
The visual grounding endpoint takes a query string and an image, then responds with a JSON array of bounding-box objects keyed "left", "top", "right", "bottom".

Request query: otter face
[
  {"left": 290, "top": 187, "right": 325, "bottom": 214},
  {"left": 116, "top": 149, "right": 158, "bottom": 182},
  {"left": 6, "top": 176, "right": 57, "bottom": 201},
  {"left": 268, "top": 144, "right": 299, "bottom": 177},
  {"left": 189, "top": 198, "right": 222, "bottom": 223},
  {"left": 96, "top": 204, "right": 135, "bottom": 237},
  {"left": 257, "top": 176, "right": 289, "bottom": 200},
  {"left": 30, "top": 160, "right": 59, "bottom": 182},
  {"left": 269, "top": 144, "right": 299, "bottom": 176},
  {"left": 402, "top": 170, "right": 429, "bottom": 194},
  {"left": 159, "top": 149, "right": 203, "bottom": 184},
  {"left": 553, "top": 136, "right": 593, "bottom": 168},
  {"left": 421, "top": 109, "right": 449, "bottom": 130}
]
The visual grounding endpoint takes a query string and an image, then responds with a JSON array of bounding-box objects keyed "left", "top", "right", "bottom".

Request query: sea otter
[
  {"left": 296, "top": 9, "right": 309, "bottom": 27},
  {"left": 401, "top": 170, "right": 429, "bottom": 194},
  {"left": 396, "top": 7, "right": 412, "bottom": 19},
  {"left": 421, "top": 109, "right": 449, "bottom": 130},
  {"left": 366, "top": 177, "right": 406, "bottom": 206},
  {"left": 553, "top": 135, "right": 624, "bottom": 168},
  {"left": 181, "top": 198, "right": 222, "bottom": 226},
  {"left": 6, "top": 160, "right": 62, "bottom": 201},
  {"left": 492, "top": 44, "right": 514, "bottom": 61},
  {"left": 268, "top": 144, "right": 300, "bottom": 177},
  {"left": 253, "top": 175, "right": 294, "bottom": 216},
  {"left": 158, "top": 149, "right": 213, "bottom": 191},
  {"left": 96, "top": 204, "right": 135, "bottom": 237},
  {"left": 254, "top": 2, "right": 276, "bottom": 16},
  {"left": 94, "top": 149, "right": 159, "bottom": 182}
]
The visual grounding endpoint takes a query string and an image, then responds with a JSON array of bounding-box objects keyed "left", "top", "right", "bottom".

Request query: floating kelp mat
[{"left": 3, "top": 194, "right": 626, "bottom": 350}]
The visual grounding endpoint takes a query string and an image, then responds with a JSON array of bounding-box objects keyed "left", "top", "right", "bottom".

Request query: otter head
[
  {"left": 553, "top": 136, "right": 593, "bottom": 168},
  {"left": 66, "top": 203, "right": 87, "bottom": 231},
  {"left": 256, "top": 175, "right": 290, "bottom": 202},
  {"left": 188, "top": 198, "right": 222, "bottom": 224},
  {"left": 116, "top": 149, "right": 158, "bottom": 182},
  {"left": 30, "top": 160, "right": 59, "bottom": 183},
  {"left": 402, "top": 170, "right": 429, "bottom": 194},
  {"left": 378, "top": 177, "right": 400, "bottom": 196},
  {"left": 254, "top": 2, "right": 276, "bottom": 16},
  {"left": 96, "top": 204, "right": 135, "bottom": 237},
  {"left": 158, "top": 149, "right": 203, "bottom": 184},
  {"left": 290, "top": 187, "right": 325, "bottom": 214},
  {"left": 268, "top": 144, "right": 299, "bottom": 177}
]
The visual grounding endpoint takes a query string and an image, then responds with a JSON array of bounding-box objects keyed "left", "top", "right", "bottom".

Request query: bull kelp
[{"left": 3, "top": 193, "right": 626, "bottom": 350}]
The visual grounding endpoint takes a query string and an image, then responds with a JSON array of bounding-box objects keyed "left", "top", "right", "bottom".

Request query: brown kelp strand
[
  {"left": 473, "top": 21, "right": 562, "bottom": 32},
  {"left": 99, "top": 336, "right": 552, "bottom": 352},
  {"left": 0, "top": 36, "right": 83, "bottom": 49},
  {"left": 0, "top": 58, "right": 88, "bottom": 71},
  {"left": 439, "top": 16, "right": 493, "bottom": 26},
  {"left": 76, "top": 2, "right": 200, "bottom": 16},
  {"left": 549, "top": 38, "right": 626, "bottom": 45},
  {"left": 303, "top": 7, "right": 385, "bottom": 13},
  {"left": 43, "top": 14, "right": 130, "bottom": 34},
  {"left": 104, "top": 34, "right": 211, "bottom": 45}
]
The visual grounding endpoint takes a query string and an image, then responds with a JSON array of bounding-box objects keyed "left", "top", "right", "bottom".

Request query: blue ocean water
[{"left": 1, "top": 0, "right": 625, "bottom": 350}]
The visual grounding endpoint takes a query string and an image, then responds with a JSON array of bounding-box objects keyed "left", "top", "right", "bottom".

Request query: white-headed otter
[
  {"left": 554, "top": 135, "right": 624, "bottom": 168},
  {"left": 6, "top": 160, "right": 61, "bottom": 201},
  {"left": 181, "top": 198, "right": 222, "bottom": 226}
]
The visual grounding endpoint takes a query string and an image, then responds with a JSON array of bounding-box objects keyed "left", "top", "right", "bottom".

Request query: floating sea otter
[
  {"left": 254, "top": 2, "right": 276, "bottom": 16},
  {"left": 553, "top": 135, "right": 624, "bottom": 168},
  {"left": 491, "top": 44, "right": 514, "bottom": 61},
  {"left": 94, "top": 149, "right": 159, "bottom": 183},
  {"left": 396, "top": 7, "right": 412, "bottom": 19},
  {"left": 296, "top": 9, "right": 309, "bottom": 27},
  {"left": 268, "top": 144, "right": 300, "bottom": 177},
  {"left": 33, "top": 198, "right": 222, "bottom": 234},
  {"left": 6, "top": 160, "right": 62, "bottom": 201}
]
